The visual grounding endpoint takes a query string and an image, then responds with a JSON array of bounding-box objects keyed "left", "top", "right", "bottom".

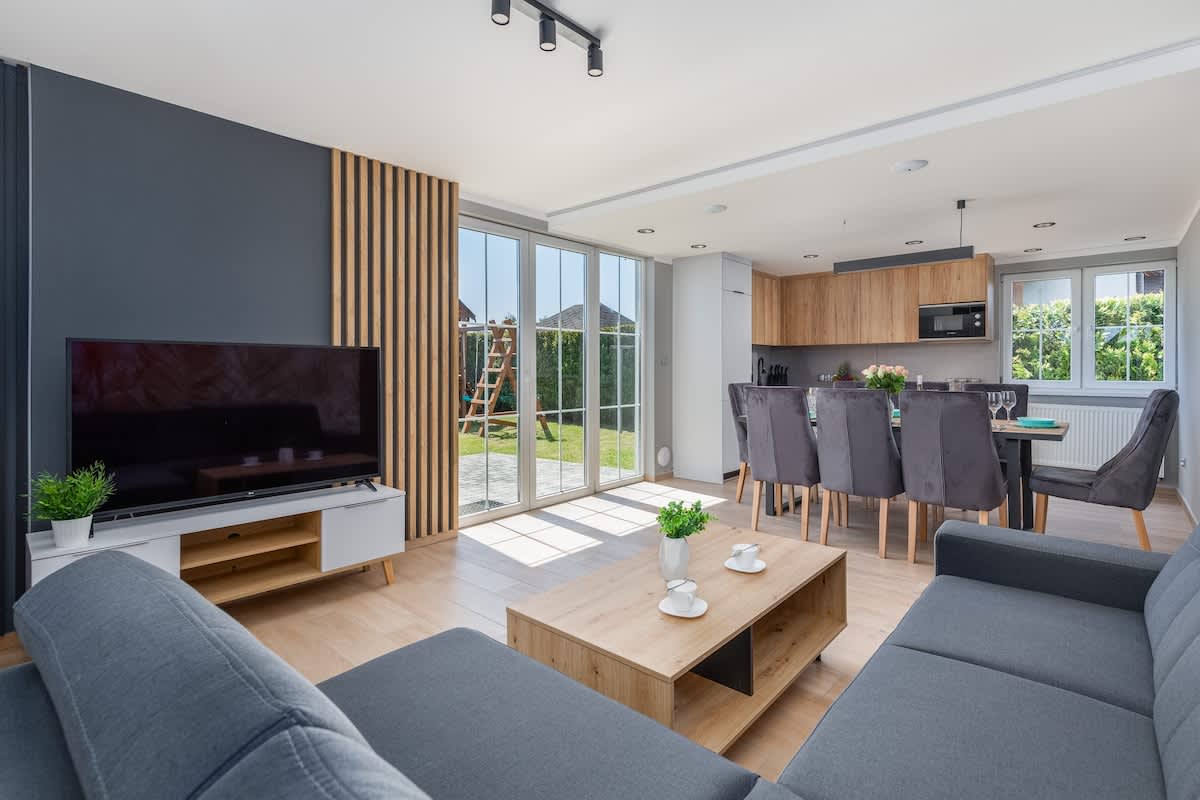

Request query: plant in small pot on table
[
  {"left": 657, "top": 500, "right": 714, "bottom": 581},
  {"left": 30, "top": 461, "right": 115, "bottom": 549},
  {"left": 862, "top": 364, "right": 908, "bottom": 416}
]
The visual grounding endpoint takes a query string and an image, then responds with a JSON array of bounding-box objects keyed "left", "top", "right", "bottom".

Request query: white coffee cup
[
  {"left": 666, "top": 578, "right": 698, "bottom": 613},
  {"left": 732, "top": 543, "right": 760, "bottom": 570}
]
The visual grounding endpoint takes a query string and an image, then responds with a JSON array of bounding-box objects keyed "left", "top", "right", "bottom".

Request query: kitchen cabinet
[
  {"left": 918, "top": 255, "right": 992, "bottom": 305},
  {"left": 751, "top": 271, "right": 782, "bottom": 345},
  {"left": 781, "top": 273, "right": 828, "bottom": 345},
  {"left": 860, "top": 267, "right": 920, "bottom": 343}
]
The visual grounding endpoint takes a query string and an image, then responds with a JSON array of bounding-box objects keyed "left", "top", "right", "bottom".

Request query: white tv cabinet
[{"left": 27, "top": 484, "right": 405, "bottom": 604}]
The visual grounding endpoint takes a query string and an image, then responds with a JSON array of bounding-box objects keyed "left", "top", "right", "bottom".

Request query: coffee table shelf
[{"left": 507, "top": 525, "right": 846, "bottom": 753}]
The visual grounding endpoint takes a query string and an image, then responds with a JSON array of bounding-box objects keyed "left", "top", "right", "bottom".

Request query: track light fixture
[
  {"left": 490, "top": 0, "right": 604, "bottom": 77},
  {"left": 539, "top": 14, "right": 556, "bottom": 51},
  {"left": 491, "top": 0, "right": 510, "bottom": 25},
  {"left": 587, "top": 43, "right": 604, "bottom": 77}
]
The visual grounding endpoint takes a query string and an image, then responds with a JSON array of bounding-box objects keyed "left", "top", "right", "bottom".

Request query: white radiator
[{"left": 1027, "top": 403, "right": 1161, "bottom": 478}]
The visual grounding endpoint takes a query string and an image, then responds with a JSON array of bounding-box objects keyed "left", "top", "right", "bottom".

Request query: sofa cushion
[
  {"left": 778, "top": 645, "right": 1164, "bottom": 800},
  {"left": 0, "top": 662, "right": 85, "bottom": 799},
  {"left": 1144, "top": 525, "right": 1200, "bottom": 657},
  {"left": 12, "top": 551, "right": 372, "bottom": 800},
  {"left": 198, "top": 726, "right": 430, "bottom": 800},
  {"left": 319, "top": 627, "right": 761, "bottom": 800},
  {"left": 887, "top": 575, "right": 1155, "bottom": 714}
]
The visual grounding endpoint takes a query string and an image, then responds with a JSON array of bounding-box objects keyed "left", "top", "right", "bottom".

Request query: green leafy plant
[
  {"left": 30, "top": 462, "right": 115, "bottom": 521},
  {"left": 656, "top": 500, "right": 714, "bottom": 540},
  {"left": 862, "top": 364, "right": 908, "bottom": 394},
  {"left": 832, "top": 361, "right": 853, "bottom": 382}
]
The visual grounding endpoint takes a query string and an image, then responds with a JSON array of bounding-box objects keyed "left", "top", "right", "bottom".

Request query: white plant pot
[
  {"left": 51, "top": 515, "right": 93, "bottom": 549},
  {"left": 658, "top": 535, "right": 690, "bottom": 582}
]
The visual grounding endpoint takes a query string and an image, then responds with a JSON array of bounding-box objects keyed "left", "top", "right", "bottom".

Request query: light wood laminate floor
[{"left": 3, "top": 479, "right": 1194, "bottom": 780}]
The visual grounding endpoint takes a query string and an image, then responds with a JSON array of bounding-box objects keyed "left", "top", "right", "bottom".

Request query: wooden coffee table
[{"left": 506, "top": 524, "right": 846, "bottom": 753}]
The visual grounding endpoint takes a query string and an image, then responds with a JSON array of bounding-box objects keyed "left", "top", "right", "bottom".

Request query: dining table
[{"left": 738, "top": 412, "right": 1071, "bottom": 531}]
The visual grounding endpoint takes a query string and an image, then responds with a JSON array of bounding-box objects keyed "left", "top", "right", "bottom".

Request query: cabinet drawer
[
  {"left": 30, "top": 536, "right": 180, "bottom": 585},
  {"left": 320, "top": 495, "right": 405, "bottom": 571}
]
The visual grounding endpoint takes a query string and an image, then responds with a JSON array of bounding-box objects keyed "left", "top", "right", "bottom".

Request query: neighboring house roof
[
  {"left": 537, "top": 303, "right": 634, "bottom": 330},
  {"left": 459, "top": 300, "right": 476, "bottom": 322}
]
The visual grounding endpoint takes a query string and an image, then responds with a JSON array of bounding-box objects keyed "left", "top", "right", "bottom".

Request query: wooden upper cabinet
[
  {"left": 781, "top": 274, "right": 827, "bottom": 345},
  {"left": 860, "top": 267, "right": 919, "bottom": 343},
  {"left": 751, "top": 271, "right": 782, "bottom": 345},
  {"left": 917, "top": 255, "right": 992, "bottom": 306}
]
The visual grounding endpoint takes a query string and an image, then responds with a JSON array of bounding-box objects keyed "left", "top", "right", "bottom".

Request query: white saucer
[
  {"left": 724, "top": 557, "right": 767, "bottom": 574},
  {"left": 658, "top": 597, "right": 708, "bottom": 619}
]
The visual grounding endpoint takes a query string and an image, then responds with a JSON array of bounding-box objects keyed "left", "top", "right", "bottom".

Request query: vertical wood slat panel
[{"left": 332, "top": 150, "right": 457, "bottom": 541}]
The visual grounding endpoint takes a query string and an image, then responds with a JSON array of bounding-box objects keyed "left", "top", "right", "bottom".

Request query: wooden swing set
[{"left": 460, "top": 321, "right": 552, "bottom": 438}]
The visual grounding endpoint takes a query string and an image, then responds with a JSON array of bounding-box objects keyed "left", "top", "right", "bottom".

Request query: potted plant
[
  {"left": 30, "top": 462, "right": 115, "bottom": 549},
  {"left": 656, "top": 500, "right": 715, "bottom": 581},
  {"left": 862, "top": 364, "right": 908, "bottom": 415}
]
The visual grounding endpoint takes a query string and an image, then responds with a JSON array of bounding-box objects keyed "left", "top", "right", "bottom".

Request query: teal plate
[{"left": 1017, "top": 417, "right": 1057, "bottom": 428}]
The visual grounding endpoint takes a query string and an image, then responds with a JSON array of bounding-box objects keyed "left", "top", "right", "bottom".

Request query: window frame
[{"left": 1002, "top": 260, "right": 1176, "bottom": 397}]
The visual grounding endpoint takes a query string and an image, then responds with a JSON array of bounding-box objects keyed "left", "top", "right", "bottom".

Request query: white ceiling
[{"left": 4, "top": 1, "right": 1200, "bottom": 271}]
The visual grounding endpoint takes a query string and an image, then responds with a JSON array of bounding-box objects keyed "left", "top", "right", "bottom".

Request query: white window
[{"left": 1002, "top": 261, "right": 1175, "bottom": 396}]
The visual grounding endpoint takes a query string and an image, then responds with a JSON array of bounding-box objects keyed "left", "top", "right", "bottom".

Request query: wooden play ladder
[{"left": 461, "top": 322, "right": 551, "bottom": 437}]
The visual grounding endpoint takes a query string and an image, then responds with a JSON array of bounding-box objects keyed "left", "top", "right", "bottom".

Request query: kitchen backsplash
[{"left": 752, "top": 342, "right": 1001, "bottom": 387}]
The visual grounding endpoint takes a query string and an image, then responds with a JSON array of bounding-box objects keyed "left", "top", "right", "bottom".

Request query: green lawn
[{"left": 458, "top": 420, "right": 637, "bottom": 470}]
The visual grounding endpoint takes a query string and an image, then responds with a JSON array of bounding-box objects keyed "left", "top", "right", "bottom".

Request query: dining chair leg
[
  {"left": 735, "top": 462, "right": 748, "bottom": 503},
  {"left": 918, "top": 502, "right": 929, "bottom": 543},
  {"left": 1132, "top": 509, "right": 1152, "bottom": 552},
  {"left": 841, "top": 492, "right": 850, "bottom": 527},
  {"left": 998, "top": 502, "right": 1008, "bottom": 528},
  {"left": 831, "top": 491, "right": 841, "bottom": 527},
  {"left": 1033, "top": 493, "right": 1049, "bottom": 533},
  {"left": 819, "top": 487, "right": 833, "bottom": 545},
  {"left": 878, "top": 497, "right": 890, "bottom": 559},
  {"left": 789, "top": 484, "right": 797, "bottom": 515},
  {"left": 907, "top": 500, "right": 918, "bottom": 563},
  {"left": 774, "top": 483, "right": 783, "bottom": 515},
  {"left": 977, "top": 509, "right": 990, "bottom": 526},
  {"left": 751, "top": 481, "right": 763, "bottom": 531},
  {"left": 800, "top": 484, "right": 812, "bottom": 541}
]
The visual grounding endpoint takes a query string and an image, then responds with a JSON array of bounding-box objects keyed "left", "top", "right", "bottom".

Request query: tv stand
[{"left": 27, "top": 485, "right": 406, "bottom": 604}]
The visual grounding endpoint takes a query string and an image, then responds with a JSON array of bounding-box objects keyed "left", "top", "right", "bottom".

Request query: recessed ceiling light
[
  {"left": 905, "top": 240, "right": 924, "bottom": 246},
  {"left": 1033, "top": 221, "right": 1056, "bottom": 228},
  {"left": 893, "top": 159, "right": 929, "bottom": 174},
  {"left": 803, "top": 253, "right": 820, "bottom": 259},
  {"left": 690, "top": 243, "right": 707, "bottom": 249},
  {"left": 705, "top": 204, "right": 728, "bottom": 214},
  {"left": 1124, "top": 235, "right": 1147, "bottom": 241},
  {"left": 636, "top": 228, "right": 655, "bottom": 234},
  {"left": 1024, "top": 248, "right": 1043, "bottom": 253}
]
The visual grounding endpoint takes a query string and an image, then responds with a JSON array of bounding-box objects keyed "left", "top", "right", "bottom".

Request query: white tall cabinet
[{"left": 672, "top": 252, "right": 752, "bottom": 483}]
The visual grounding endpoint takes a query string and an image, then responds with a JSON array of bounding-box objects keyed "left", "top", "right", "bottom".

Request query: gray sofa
[{"left": 5, "top": 521, "right": 1198, "bottom": 799}]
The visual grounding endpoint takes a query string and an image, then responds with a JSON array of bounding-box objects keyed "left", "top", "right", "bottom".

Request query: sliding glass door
[{"left": 457, "top": 219, "right": 645, "bottom": 521}]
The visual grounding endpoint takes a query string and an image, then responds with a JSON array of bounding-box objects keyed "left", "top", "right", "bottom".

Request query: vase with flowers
[{"left": 862, "top": 364, "right": 908, "bottom": 417}]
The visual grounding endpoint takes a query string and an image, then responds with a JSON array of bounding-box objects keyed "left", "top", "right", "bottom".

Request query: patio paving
[{"left": 458, "top": 453, "right": 624, "bottom": 516}]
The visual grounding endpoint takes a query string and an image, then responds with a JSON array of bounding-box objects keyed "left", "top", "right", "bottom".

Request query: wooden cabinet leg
[
  {"left": 1033, "top": 493, "right": 1049, "bottom": 533},
  {"left": 1132, "top": 509, "right": 1152, "bottom": 551},
  {"left": 878, "top": 497, "right": 889, "bottom": 559},
  {"left": 735, "top": 463, "right": 748, "bottom": 503},
  {"left": 751, "top": 481, "right": 763, "bottom": 530},
  {"left": 907, "top": 500, "right": 918, "bottom": 563},
  {"left": 381, "top": 558, "right": 395, "bottom": 585}
]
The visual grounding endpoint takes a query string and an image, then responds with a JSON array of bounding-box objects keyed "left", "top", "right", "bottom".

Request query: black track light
[
  {"left": 587, "top": 43, "right": 604, "bottom": 77},
  {"left": 539, "top": 15, "right": 557, "bottom": 51},
  {"left": 491, "top": 0, "right": 510, "bottom": 25}
]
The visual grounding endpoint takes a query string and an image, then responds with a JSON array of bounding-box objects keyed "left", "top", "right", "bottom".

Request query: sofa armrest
[
  {"left": 934, "top": 521, "right": 1169, "bottom": 611},
  {"left": 744, "top": 777, "right": 807, "bottom": 800}
]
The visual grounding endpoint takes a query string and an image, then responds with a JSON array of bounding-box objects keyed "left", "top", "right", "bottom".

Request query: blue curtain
[{"left": 1, "top": 62, "right": 29, "bottom": 634}]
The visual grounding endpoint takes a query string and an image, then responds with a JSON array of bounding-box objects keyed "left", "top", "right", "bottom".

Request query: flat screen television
[{"left": 69, "top": 339, "right": 382, "bottom": 518}]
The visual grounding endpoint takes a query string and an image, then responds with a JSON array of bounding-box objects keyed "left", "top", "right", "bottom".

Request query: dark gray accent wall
[{"left": 29, "top": 67, "right": 331, "bottom": 485}]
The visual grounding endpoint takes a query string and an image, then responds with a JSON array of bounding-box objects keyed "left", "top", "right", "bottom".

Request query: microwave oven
[{"left": 918, "top": 303, "right": 986, "bottom": 339}]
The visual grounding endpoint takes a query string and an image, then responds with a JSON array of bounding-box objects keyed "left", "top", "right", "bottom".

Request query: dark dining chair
[
  {"left": 1031, "top": 389, "right": 1179, "bottom": 551},
  {"left": 905, "top": 381, "right": 949, "bottom": 391},
  {"left": 728, "top": 382, "right": 752, "bottom": 503},
  {"left": 745, "top": 387, "right": 821, "bottom": 539},
  {"left": 815, "top": 389, "right": 905, "bottom": 558},
  {"left": 898, "top": 390, "right": 1008, "bottom": 563}
]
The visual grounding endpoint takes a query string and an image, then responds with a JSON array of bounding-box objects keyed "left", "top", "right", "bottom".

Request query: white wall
[
  {"left": 653, "top": 261, "right": 673, "bottom": 475},
  {"left": 1178, "top": 206, "right": 1200, "bottom": 523}
]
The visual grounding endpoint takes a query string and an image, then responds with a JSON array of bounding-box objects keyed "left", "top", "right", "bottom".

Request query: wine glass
[
  {"left": 986, "top": 392, "right": 1001, "bottom": 421},
  {"left": 806, "top": 387, "right": 817, "bottom": 418},
  {"left": 1002, "top": 390, "right": 1017, "bottom": 421}
]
